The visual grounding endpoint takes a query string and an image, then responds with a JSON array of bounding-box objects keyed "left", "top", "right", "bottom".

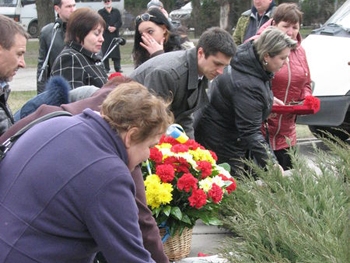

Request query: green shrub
[{"left": 218, "top": 137, "right": 350, "bottom": 262}]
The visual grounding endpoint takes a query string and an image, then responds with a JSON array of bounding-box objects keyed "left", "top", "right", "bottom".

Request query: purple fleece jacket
[{"left": 0, "top": 109, "right": 154, "bottom": 263}]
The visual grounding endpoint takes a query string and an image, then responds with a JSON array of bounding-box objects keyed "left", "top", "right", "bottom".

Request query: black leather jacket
[
  {"left": 36, "top": 19, "right": 66, "bottom": 94},
  {"left": 195, "top": 41, "right": 277, "bottom": 175}
]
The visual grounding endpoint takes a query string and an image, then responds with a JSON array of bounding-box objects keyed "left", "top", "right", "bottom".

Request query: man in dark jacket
[
  {"left": 130, "top": 27, "right": 236, "bottom": 138},
  {"left": 36, "top": 0, "right": 76, "bottom": 94},
  {"left": 98, "top": 0, "right": 123, "bottom": 73},
  {"left": 0, "top": 15, "right": 28, "bottom": 136}
]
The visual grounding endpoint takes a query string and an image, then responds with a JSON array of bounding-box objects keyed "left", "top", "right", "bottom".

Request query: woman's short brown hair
[
  {"left": 101, "top": 82, "right": 174, "bottom": 143},
  {"left": 65, "top": 8, "right": 106, "bottom": 44},
  {"left": 273, "top": 3, "right": 303, "bottom": 25}
]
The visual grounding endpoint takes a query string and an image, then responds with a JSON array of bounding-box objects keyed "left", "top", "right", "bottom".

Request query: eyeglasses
[{"left": 135, "top": 13, "right": 155, "bottom": 24}]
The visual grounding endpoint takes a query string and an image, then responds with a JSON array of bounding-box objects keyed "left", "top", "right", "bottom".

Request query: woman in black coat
[{"left": 194, "top": 27, "right": 297, "bottom": 177}]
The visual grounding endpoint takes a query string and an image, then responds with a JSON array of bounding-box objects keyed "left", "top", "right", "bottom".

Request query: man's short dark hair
[
  {"left": 53, "top": 0, "right": 62, "bottom": 7},
  {"left": 197, "top": 27, "right": 236, "bottom": 58}
]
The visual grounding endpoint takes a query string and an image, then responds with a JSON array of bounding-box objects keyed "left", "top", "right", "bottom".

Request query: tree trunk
[
  {"left": 36, "top": 0, "right": 55, "bottom": 32},
  {"left": 220, "top": 1, "right": 231, "bottom": 31}
]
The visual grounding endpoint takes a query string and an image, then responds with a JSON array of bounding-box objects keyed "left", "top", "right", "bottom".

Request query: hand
[
  {"left": 273, "top": 96, "right": 285, "bottom": 105},
  {"left": 108, "top": 26, "right": 116, "bottom": 33},
  {"left": 140, "top": 33, "right": 164, "bottom": 56}
]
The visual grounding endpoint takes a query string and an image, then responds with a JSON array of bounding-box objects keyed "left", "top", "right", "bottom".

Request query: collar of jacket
[
  {"left": 251, "top": 0, "right": 276, "bottom": 16},
  {"left": 68, "top": 41, "right": 102, "bottom": 62},
  {"left": 186, "top": 47, "right": 207, "bottom": 91}
]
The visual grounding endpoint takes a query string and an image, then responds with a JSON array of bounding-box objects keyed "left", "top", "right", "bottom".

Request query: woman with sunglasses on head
[
  {"left": 132, "top": 8, "right": 182, "bottom": 68},
  {"left": 51, "top": 8, "right": 108, "bottom": 89}
]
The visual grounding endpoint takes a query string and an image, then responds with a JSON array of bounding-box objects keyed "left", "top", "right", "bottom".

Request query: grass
[{"left": 218, "top": 136, "right": 350, "bottom": 262}]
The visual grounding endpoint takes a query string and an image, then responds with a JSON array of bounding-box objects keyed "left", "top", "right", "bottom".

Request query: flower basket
[
  {"left": 159, "top": 227, "right": 193, "bottom": 261},
  {"left": 142, "top": 125, "right": 237, "bottom": 257}
]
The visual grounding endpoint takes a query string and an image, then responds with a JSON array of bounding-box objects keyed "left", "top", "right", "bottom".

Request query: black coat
[
  {"left": 194, "top": 41, "right": 276, "bottom": 175},
  {"left": 98, "top": 8, "right": 123, "bottom": 59}
]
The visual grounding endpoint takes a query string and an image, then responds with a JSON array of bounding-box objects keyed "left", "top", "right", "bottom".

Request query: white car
[{"left": 297, "top": 0, "right": 350, "bottom": 140}]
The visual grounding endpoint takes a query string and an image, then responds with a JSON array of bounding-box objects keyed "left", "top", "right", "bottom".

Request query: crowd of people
[{"left": 0, "top": 0, "right": 314, "bottom": 262}]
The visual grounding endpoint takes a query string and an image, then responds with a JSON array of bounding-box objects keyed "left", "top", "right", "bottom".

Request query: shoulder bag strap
[{"left": 0, "top": 111, "right": 72, "bottom": 160}]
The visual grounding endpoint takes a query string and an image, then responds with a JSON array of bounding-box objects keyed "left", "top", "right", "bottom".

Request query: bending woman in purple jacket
[{"left": 0, "top": 81, "right": 173, "bottom": 262}]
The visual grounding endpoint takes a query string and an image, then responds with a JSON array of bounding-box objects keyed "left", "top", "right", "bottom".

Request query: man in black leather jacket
[{"left": 36, "top": 0, "right": 76, "bottom": 94}]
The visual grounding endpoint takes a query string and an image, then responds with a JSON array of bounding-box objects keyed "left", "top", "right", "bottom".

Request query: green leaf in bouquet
[
  {"left": 170, "top": 206, "right": 183, "bottom": 220},
  {"left": 163, "top": 205, "right": 171, "bottom": 216},
  {"left": 181, "top": 214, "right": 192, "bottom": 225},
  {"left": 218, "top": 162, "right": 231, "bottom": 173},
  {"left": 200, "top": 215, "right": 223, "bottom": 226}
]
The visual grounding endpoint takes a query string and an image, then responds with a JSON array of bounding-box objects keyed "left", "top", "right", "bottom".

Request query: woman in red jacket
[{"left": 255, "top": 3, "right": 313, "bottom": 170}]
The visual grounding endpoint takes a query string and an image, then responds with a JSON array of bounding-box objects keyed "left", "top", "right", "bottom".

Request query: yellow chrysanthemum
[
  {"left": 144, "top": 174, "right": 160, "bottom": 188},
  {"left": 145, "top": 177, "right": 173, "bottom": 209},
  {"left": 190, "top": 149, "right": 215, "bottom": 164}
]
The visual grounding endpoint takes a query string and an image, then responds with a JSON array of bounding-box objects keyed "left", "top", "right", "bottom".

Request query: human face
[
  {"left": 104, "top": 0, "right": 112, "bottom": 8},
  {"left": 274, "top": 21, "right": 300, "bottom": 40},
  {"left": 197, "top": 48, "right": 232, "bottom": 80},
  {"left": 82, "top": 25, "right": 104, "bottom": 53},
  {"left": 0, "top": 34, "right": 26, "bottom": 82},
  {"left": 55, "top": 0, "right": 76, "bottom": 22},
  {"left": 253, "top": 0, "right": 272, "bottom": 15},
  {"left": 126, "top": 131, "right": 163, "bottom": 172},
  {"left": 138, "top": 21, "right": 167, "bottom": 44},
  {"left": 264, "top": 47, "right": 290, "bottom": 73}
]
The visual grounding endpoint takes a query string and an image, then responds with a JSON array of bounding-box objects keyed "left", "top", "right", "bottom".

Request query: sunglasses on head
[{"left": 135, "top": 13, "right": 155, "bottom": 24}]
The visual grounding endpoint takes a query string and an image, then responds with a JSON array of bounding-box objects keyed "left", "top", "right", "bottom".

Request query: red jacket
[{"left": 249, "top": 20, "right": 313, "bottom": 150}]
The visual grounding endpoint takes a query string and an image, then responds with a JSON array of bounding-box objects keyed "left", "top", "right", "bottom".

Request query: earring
[{"left": 263, "top": 61, "right": 268, "bottom": 66}]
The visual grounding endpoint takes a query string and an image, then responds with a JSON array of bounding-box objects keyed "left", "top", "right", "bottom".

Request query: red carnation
[
  {"left": 171, "top": 144, "right": 190, "bottom": 153},
  {"left": 176, "top": 157, "right": 190, "bottom": 173},
  {"left": 209, "top": 150, "right": 218, "bottom": 161},
  {"left": 303, "top": 95, "right": 320, "bottom": 112},
  {"left": 219, "top": 174, "right": 237, "bottom": 194},
  {"left": 185, "top": 139, "right": 201, "bottom": 150},
  {"left": 188, "top": 189, "right": 207, "bottom": 209},
  {"left": 149, "top": 147, "right": 163, "bottom": 163},
  {"left": 160, "top": 135, "right": 178, "bottom": 145},
  {"left": 226, "top": 178, "right": 237, "bottom": 193},
  {"left": 156, "top": 164, "right": 175, "bottom": 183},
  {"left": 208, "top": 183, "right": 223, "bottom": 203},
  {"left": 177, "top": 173, "right": 198, "bottom": 192},
  {"left": 197, "top": 161, "right": 212, "bottom": 178}
]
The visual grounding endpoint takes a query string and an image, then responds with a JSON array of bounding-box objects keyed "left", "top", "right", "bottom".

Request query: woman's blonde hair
[
  {"left": 254, "top": 26, "right": 297, "bottom": 62},
  {"left": 101, "top": 82, "right": 174, "bottom": 143}
]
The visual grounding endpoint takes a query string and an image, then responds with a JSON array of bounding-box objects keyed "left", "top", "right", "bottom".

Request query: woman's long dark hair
[{"left": 132, "top": 8, "right": 182, "bottom": 68}]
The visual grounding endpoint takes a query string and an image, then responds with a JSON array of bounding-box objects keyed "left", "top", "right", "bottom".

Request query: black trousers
[{"left": 103, "top": 58, "right": 121, "bottom": 72}]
